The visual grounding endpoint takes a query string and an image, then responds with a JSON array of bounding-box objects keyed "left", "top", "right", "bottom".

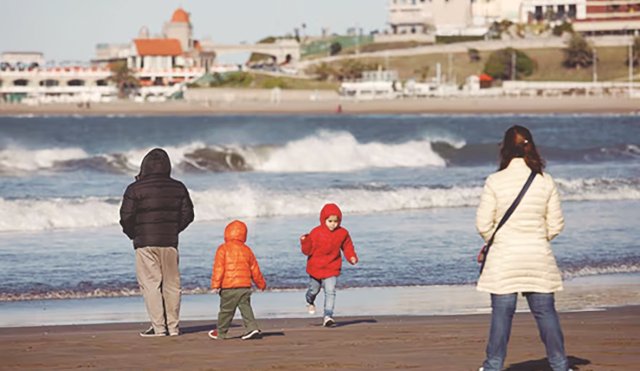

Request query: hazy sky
[{"left": 1, "top": 0, "right": 389, "bottom": 63}]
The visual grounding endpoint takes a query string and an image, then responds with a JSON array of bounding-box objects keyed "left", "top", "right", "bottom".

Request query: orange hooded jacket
[
  {"left": 301, "top": 203, "right": 358, "bottom": 279},
  {"left": 210, "top": 220, "right": 267, "bottom": 290}
]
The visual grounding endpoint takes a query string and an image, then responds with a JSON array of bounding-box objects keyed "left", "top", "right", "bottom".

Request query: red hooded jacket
[
  {"left": 211, "top": 220, "right": 267, "bottom": 290},
  {"left": 301, "top": 203, "right": 358, "bottom": 279}
]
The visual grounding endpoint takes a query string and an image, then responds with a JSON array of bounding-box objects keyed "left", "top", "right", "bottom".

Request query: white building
[
  {"left": 388, "top": 0, "right": 476, "bottom": 36},
  {"left": 472, "top": 0, "right": 586, "bottom": 25},
  {"left": 94, "top": 8, "right": 216, "bottom": 77}
]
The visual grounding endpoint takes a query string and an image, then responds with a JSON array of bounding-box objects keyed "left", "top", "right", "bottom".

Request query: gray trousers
[
  {"left": 135, "top": 246, "right": 181, "bottom": 334},
  {"left": 217, "top": 288, "right": 259, "bottom": 339}
]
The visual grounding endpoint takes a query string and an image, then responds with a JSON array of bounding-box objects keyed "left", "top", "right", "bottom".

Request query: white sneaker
[
  {"left": 323, "top": 316, "right": 335, "bottom": 327},
  {"left": 306, "top": 303, "right": 316, "bottom": 315}
]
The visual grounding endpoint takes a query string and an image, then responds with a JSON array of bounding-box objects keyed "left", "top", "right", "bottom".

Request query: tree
[
  {"left": 309, "top": 62, "right": 335, "bottom": 81},
  {"left": 108, "top": 60, "right": 139, "bottom": 99},
  {"left": 329, "top": 42, "right": 342, "bottom": 56},
  {"left": 563, "top": 33, "right": 594, "bottom": 69},
  {"left": 336, "top": 59, "right": 377, "bottom": 81},
  {"left": 552, "top": 21, "right": 574, "bottom": 37},
  {"left": 483, "top": 48, "right": 536, "bottom": 80}
]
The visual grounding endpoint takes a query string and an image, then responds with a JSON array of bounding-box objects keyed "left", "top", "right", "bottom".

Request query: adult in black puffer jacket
[{"left": 119, "top": 148, "right": 194, "bottom": 337}]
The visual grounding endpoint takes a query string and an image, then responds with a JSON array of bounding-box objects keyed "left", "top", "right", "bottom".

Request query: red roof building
[{"left": 133, "top": 39, "right": 183, "bottom": 56}]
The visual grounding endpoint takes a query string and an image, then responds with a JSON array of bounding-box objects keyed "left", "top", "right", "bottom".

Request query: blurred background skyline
[{"left": 0, "top": 0, "right": 387, "bottom": 63}]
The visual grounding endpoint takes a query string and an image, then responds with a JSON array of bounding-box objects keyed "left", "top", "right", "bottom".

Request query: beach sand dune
[{"left": 1, "top": 306, "right": 638, "bottom": 370}]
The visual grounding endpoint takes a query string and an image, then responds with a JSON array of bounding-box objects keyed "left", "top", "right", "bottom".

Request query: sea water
[{"left": 0, "top": 114, "right": 638, "bottom": 325}]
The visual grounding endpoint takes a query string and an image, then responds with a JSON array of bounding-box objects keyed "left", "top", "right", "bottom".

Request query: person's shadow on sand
[
  {"left": 309, "top": 318, "right": 378, "bottom": 328},
  {"left": 179, "top": 324, "right": 285, "bottom": 338},
  {"left": 504, "top": 355, "right": 590, "bottom": 371},
  {"left": 335, "top": 318, "right": 377, "bottom": 328}
]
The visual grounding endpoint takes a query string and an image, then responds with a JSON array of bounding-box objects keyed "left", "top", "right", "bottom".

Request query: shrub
[
  {"left": 329, "top": 42, "right": 342, "bottom": 56},
  {"left": 563, "top": 33, "right": 593, "bottom": 69},
  {"left": 483, "top": 48, "right": 536, "bottom": 80},
  {"left": 552, "top": 22, "right": 574, "bottom": 37}
]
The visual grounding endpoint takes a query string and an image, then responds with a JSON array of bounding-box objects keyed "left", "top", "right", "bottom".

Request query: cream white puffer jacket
[{"left": 476, "top": 158, "right": 565, "bottom": 294}]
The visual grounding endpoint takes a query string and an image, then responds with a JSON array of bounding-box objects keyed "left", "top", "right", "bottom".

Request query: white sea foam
[
  {"left": 0, "top": 146, "right": 89, "bottom": 173},
  {"left": 0, "top": 131, "right": 453, "bottom": 174},
  {"left": 246, "top": 130, "right": 447, "bottom": 172},
  {"left": 1, "top": 176, "right": 639, "bottom": 232},
  {"left": 0, "top": 196, "right": 118, "bottom": 232}
]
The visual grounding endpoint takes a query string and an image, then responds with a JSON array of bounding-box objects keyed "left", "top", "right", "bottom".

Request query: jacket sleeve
[
  {"left": 300, "top": 231, "right": 313, "bottom": 256},
  {"left": 119, "top": 185, "right": 136, "bottom": 240},
  {"left": 545, "top": 175, "right": 565, "bottom": 241},
  {"left": 249, "top": 251, "right": 267, "bottom": 290},
  {"left": 178, "top": 185, "right": 194, "bottom": 233},
  {"left": 476, "top": 178, "right": 497, "bottom": 242},
  {"left": 210, "top": 245, "right": 226, "bottom": 289},
  {"left": 341, "top": 232, "right": 358, "bottom": 263}
]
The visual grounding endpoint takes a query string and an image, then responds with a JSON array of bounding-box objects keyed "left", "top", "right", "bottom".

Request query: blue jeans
[
  {"left": 483, "top": 293, "right": 568, "bottom": 371},
  {"left": 305, "top": 276, "right": 337, "bottom": 317}
]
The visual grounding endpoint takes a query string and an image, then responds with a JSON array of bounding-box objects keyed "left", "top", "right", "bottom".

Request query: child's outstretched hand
[
  {"left": 211, "top": 288, "right": 220, "bottom": 294},
  {"left": 349, "top": 257, "right": 358, "bottom": 265}
]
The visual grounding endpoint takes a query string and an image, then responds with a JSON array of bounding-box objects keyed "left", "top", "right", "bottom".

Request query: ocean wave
[
  {"left": 1, "top": 176, "right": 639, "bottom": 232},
  {"left": 0, "top": 146, "right": 89, "bottom": 173},
  {"left": 0, "top": 131, "right": 451, "bottom": 175}
]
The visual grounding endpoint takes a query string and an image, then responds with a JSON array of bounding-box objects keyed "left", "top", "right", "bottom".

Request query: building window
[
  {"left": 68, "top": 79, "right": 85, "bottom": 86},
  {"left": 96, "top": 79, "right": 108, "bottom": 86},
  {"left": 39, "top": 79, "right": 59, "bottom": 87},
  {"left": 13, "top": 79, "right": 29, "bottom": 86},
  {"left": 569, "top": 4, "right": 577, "bottom": 18}
]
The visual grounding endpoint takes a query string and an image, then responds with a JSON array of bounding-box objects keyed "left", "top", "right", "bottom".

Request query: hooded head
[
  {"left": 137, "top": 148, "right": 171, "bottom": 180},
  {"left": 224, "top": 220, "right": 247, "bottom": 243},
  {"left": 320, "top": 203, "right": 342, "bottom": 229}
]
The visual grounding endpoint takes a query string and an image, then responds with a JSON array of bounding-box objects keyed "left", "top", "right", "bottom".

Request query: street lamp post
[
  {"left": 629, "top": 41, "right": 634, "bottom": 97},
  {"left": 592, "top": 48, "right": 597, "bottom": 83}
]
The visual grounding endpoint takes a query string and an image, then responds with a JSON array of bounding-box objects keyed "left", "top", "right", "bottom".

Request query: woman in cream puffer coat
[{"left": 476, "top": 126, "right": 570, "bottom": 371}]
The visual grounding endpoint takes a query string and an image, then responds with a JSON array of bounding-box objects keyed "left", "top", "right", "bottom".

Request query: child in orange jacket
[
  {"left": 301, "top": 203, "right": 358, "bottom": 327},
  {"left": 208, "top": 220, "right": 266, "bottom": 340}
]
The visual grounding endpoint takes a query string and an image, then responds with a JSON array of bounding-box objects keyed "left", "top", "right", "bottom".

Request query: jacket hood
[
  {"left": 320, "top": 203, "right": 342, "bottom": 228},
  {"left": 224, "top": 220, "right": 247, "bottom": 243},
  {"left": 137, "top": 148, "right": 171, "bottom": 179}
]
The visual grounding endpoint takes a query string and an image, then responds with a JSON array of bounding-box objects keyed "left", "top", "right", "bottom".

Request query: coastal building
[
  {"left": 387, "top": 0, "right": 479, "bottom": 36},
  {"left": 1, "top": 52, "right": 46, "bottom": 70},
  {"left": 573, "top": 0, "right": 640, "bottom": 35},
  {"left": 471, "top": 0, "right": 587, "bottom": 24},
  {"left": 94, "top": 7, "right": 215, "bottom": 83}
]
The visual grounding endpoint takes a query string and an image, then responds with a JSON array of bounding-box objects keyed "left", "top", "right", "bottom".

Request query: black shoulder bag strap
[{"left": 479, "top": 170, "right": 537, "bottom": 274}]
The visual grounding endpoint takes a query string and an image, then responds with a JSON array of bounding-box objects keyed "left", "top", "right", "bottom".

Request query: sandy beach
[
  {"left": 1, "top": 306, "right": 638, "bottom": 370},
  {"left": 1, "top": 95, "right": 639, "bottom": 116}
]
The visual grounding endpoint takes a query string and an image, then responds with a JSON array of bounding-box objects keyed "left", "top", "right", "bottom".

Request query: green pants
[{"left": 217, "top": 288, "right": 259, "bottom": 339}]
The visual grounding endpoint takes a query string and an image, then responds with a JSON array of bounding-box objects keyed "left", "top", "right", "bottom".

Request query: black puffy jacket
[{"left": 119, "top": 148, "right": 194, "bottom": 249}]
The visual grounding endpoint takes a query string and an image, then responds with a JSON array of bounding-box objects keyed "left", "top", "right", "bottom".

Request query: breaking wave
[
  {"left": 0, "top": 131, "right": 449, "bottom": 175},
  {"left": 1, "top": 176, "right": 639, "bottom": 232}
]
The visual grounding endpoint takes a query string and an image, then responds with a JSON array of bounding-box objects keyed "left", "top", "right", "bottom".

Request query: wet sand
[
  {"left": 1, "top": 306, "right": 638, "bottom": 370},
  {"left": 1, "top": 95, "right": 639, "bottom": 116}
]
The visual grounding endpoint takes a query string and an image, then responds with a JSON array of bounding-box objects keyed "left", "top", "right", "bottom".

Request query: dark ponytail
[{"left": 499, "top": 125, "right": 545, "bottom": 175}]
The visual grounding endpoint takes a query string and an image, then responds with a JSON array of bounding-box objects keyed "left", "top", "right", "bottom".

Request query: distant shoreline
[{"left": 1, "top": 95, "right": 639, "bottom": 116}]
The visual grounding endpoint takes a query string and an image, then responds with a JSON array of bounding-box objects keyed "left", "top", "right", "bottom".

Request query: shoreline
[
  {"left": 1, "top": 306, "right": 638, "bottom": 370},
  {"left": 1, "top": 273, "right": 638, "bottom": 328},
  {"left": 1, "top": 95, "right": 639, "bottom": 116}
]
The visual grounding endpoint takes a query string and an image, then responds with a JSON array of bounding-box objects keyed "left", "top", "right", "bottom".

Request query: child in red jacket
[
  {"left": 300, "top": 203, "right": 358, "bottom": 327},
  {"left": 208, "top": 220, "right": 266, "bottom": 340}
]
